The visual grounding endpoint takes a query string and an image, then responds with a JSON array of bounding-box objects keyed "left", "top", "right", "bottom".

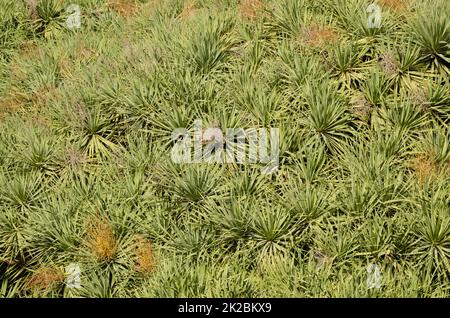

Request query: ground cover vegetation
[{"left": 0, "top": 0, "right": 449, "bottom": 297}]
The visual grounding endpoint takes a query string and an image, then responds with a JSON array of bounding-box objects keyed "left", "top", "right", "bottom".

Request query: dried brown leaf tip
[
  {"left": 31, "top": 86, "right": 60, "bottom": 108},
  {"left": 77, "top": 48, "right": 97, "bottom": 61},
  {"left": 178, "top": 1, "right": 199, "bottom": 21},
  {"left": 238, "top": 0, "right": 265, "bottom": 20},
  {"left": 27, "top": 267, "right": 64, "bottom": 291},
  {"left": 379, "top": 0, "right": 411, "bottom": 13},
  {"left": 300, "top": 24, "right": 340, "bottom": 48},
  {"left": 58, "top": 57, "right": 74, "bottom": 79},
  {"left": 107, "top": 0, "right": 139, "bottom": 18},
  {"left": 19, "top": 41, "right": 41, "bottom": 60},
  {"left": 134, "top": 236, "right": 156, "bottom": 275},
  {"left": 411, "top": 152, "right": 439, "bottom": 184},
  {"left": 0, "top": 95, "right": 23, "bottom": 118},
  {"left": 86, "top": 216, "right": 117, "bottom": 262}
]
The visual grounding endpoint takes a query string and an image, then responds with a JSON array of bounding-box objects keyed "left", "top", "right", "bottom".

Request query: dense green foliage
[{"left": 0, "top": 0, "right": 449, "bottom": 297}]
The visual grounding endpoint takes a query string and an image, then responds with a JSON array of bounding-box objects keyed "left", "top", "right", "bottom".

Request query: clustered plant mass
[{"left": 0, "top": 0, "right": 449, "bottom": 298}]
